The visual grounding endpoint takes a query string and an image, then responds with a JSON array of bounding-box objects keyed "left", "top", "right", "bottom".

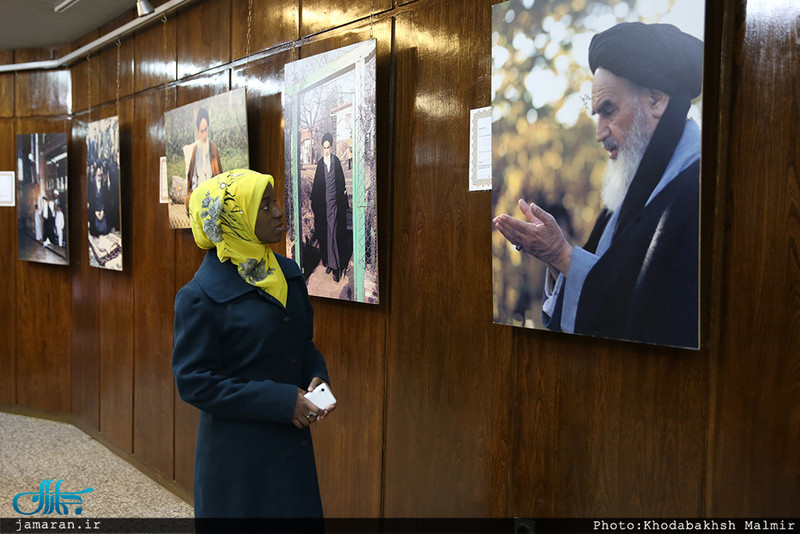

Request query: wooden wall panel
[
  {"left": 131, "top": 88, "right": 176, "bottom": 478},
  {"left": 134, "top": 15, "right": 177, "bottom": 93},
  {"left": 97, "top": 101, "right": 135, "bottom": 452},
  {"left": 300, "top": 0, "right": 392, "bottom": 37},
  {"left": 176, "top": 0, "right": 232, "bottom": 80},
  {"left": 15, "top": 47, "right": 70, "bottom": 64},
  {"left": 16, "top": 70, "right": 72, "bottom": 117},
  {"left": 70, "top": 112, "right": 100, "bottom": 429},
  {"left": 513, "top": 337, "right": 708, "bottom": 516},
  {"left": 15, "top": 118, "right": 72, "bottom": 413},
  {"left": 231, "top": 0, "right": 298, "bottom": 61},
  {"left": 98, "top": 38, "right": 135, "bottom": 106},
  {"left": 0, "top": 51, "right": 14, "bottom": 118},
  {"left": 232, "top": 52, "right": 293, "bottom": 185},
  {"left": 71, "top": 56, "right": 102, "bottom": 114},
  {"left": 0, "top": 118, "right": 17, "bottom": 404},
  {"left": 383, "top": 0, "right": 512, "bottom": 517},
  {"left": 90, "top": 23, "right": 136, "bottom": 442},
  {"left": 69, "top": 27, "right": 104, "bottom": 115},
  {"left": 710, "top": 0, "right": 800, "bottom": 516}
]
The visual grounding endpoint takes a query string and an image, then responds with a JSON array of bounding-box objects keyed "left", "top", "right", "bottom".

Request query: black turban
[{"left": 588, "top": 22, "right": 703, "bottom": 99}]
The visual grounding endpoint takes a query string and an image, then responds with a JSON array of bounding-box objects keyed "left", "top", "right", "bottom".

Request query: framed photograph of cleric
[
  {"left": 86, "top": 116, "right": 123, "bottom": 270},
  {"left": 16, "top": 133, "right": 69, "bottom": 266},
  {"left": 283, "top": 39, "right": 379, "bottom": 304},
  {"left": 164, "top": 88, "right": 249, "bottom": 229},
  {"left": 491, "top": 0, "right": 703, "bottom": 349}
]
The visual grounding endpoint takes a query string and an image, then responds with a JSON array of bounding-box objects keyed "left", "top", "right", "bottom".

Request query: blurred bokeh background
[{"left": 491, "top": 0, "right": 703, "bottom": 329}]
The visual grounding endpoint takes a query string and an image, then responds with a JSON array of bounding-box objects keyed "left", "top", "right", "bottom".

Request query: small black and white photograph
[
  {"left": 86, "top": 116, "right": 122, "bottom": 271},
  {"left": 16, "top": 132, "right": 69, "bottom": 266},
  {"left": 283, "top": 39, "right": 379, "bottom": 304}
]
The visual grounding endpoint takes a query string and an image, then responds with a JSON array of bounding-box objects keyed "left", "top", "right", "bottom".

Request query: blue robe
[
  {"left": 172, "top": 251, "right": 329, "bottom": 518},
  {"left": 544, "top": 120, "right": 700, "bottom": 349}
]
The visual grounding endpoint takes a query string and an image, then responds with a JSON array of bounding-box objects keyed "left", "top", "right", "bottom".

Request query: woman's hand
[
  {"left": 292, "top": 388, "right": 322, "bottom": 429},
  {"left": 306, "top": 378, "right": 337, "bottom": 422}
]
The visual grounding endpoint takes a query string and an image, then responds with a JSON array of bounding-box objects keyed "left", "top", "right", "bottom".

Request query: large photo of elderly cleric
[
  {"left": 16, "top": 133, "right": 69, "bottom": 266},
  {"left": 86, "top": 116, "right": 123, "bottom": 271},
  {"left": 283, "top": 39, "right": 379, "bottom": 304},
  {"left": 164, "top": 88, "right": 249, "bottom": 229},
  {"left": 491, "top": 0, "right": 704, "bottom": 349}
]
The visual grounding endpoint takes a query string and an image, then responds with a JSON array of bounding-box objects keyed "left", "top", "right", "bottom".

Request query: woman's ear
[{"left": 648, "top": 89, "right": 669, "bottom": 121}]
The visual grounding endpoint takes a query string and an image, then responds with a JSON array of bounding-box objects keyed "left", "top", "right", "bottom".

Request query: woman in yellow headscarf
[{"left": 172, "top": 169, "right": 336, "bottom": 522}]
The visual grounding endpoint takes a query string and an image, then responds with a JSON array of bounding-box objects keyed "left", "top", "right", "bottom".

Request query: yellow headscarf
[{"left": 189, "top": 169, "right": 288, "bottom": 307}]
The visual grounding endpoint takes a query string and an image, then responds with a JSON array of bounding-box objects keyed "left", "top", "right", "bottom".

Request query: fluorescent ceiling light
[{"left": 54, "top": 0, "right": 82, "bottom": 13}]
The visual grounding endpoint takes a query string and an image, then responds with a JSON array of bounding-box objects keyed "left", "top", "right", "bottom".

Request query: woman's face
[{"left": 254, "top": 183, "right": 284, "bottom": 244}]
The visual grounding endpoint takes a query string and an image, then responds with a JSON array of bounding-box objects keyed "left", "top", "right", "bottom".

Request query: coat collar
[{"left": 195, "top": 250, "right": 302, "bottom": 304}]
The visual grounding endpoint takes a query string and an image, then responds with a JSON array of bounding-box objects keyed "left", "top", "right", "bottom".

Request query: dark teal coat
[{"left": 172, "top": 251, "right": 329, "bottom": 518}]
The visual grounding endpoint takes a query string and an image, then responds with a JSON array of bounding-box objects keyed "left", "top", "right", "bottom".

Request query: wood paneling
[
  {"left": 131, "top": 88, "right": 176, "bottom": 478},
  {"left": 98, "top": 38, "right": 135, "bottom": 106},
  {"left": 0, "top": 51, "right": 14, "bottom": 118},
  {"left": 383, "top": 0, "right": 512, "bottom": 517},
  {"left": 134, "top": 15, "right": 177, "bottom": 93},
  {"left": 300, "top": 0, "right": 392, "bottom": 37},
  {"left": 71, "top": 56, "right": 102, "bottom": 114},
  {"left": 231, "top": 0, "right": 298, "bottom": 61},
  {"left": 232, "top": 52, "right": 293, "bottom": 184},
  {"left": 709, "top": 0, "right": 800, "bottom": 516},
  {"left": 16, "top": 70, "right": 72, "bottom": 117},
  {"left": 176, "top": 0, "right": 232, "bottom": 80},
  {"left": 15, "top": 47, "right": 69, "bottom": 64},
  {"left": 513, "top": 337, "right": 707, "bottom": 516},
  {"left": 70, "top": 111, "right": 100, "bottom": 429},
  {"left": 98, "top": 101, "right": 135, "bottom": 452},
  {"left": 0, "top": 118, "right": 16, "bottom": 404},
  {"left": 0, "top": 0, "right": 797, "bottom": 519}
]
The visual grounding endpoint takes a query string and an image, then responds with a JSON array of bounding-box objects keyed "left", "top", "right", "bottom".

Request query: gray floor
[{"left": 0, "top": 411, "right": 194, "bottom": 518}]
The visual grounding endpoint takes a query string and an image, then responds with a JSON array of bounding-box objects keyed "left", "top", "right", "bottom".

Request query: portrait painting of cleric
[
  {"left": 492, "top": 0, "right": 704, "bottom": 349},
  {"left": 284, "top": 39, "right": 379, "bottom": 304},
  {"left": 164, "top": 88, "right": 249, "bottom": 229},
  {"left": 86, "top": 116, "right": 123, "bottom": 271},
  {"left": 16, "top": 133, "right": 69, "bottom": 266}
]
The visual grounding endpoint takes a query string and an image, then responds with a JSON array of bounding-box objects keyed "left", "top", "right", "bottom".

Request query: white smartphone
[{"left": 304, "top": 383, "right": 336, "bottom": 410}]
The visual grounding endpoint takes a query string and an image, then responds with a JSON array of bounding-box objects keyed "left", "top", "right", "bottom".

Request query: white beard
[{"left": 600, "top": 105, "right": 652, "bottom": 212}]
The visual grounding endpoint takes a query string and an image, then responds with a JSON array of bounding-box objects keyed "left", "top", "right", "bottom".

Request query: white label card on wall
[
  {"left": 469, "top": 106, "right": 492, "bottom": 191},
  {"left": 0, "top": 171, "right": 14, "bottom": 206},
  {"left": 159, "top": 156, "right": 169, "bottom": 204}
]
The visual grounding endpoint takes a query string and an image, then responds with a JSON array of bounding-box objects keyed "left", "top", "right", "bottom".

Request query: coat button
[
  {"left": 290, "top": 358, "right": 297, "bottom": 365},
  {"left": 283, "top": 316, "right": 291, "bottom": 324},
  {"left": 300, "top": 440, "right": 310, "bottom": 447}
]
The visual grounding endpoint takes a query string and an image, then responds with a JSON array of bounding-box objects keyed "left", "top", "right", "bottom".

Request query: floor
[{"left": 0, "top": 411, "right": 194, "bottom": 519}]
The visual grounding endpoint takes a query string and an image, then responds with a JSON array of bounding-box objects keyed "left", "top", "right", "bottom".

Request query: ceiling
[{"left": 0, "top": 0, "right": 137, "bottom": 51}]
